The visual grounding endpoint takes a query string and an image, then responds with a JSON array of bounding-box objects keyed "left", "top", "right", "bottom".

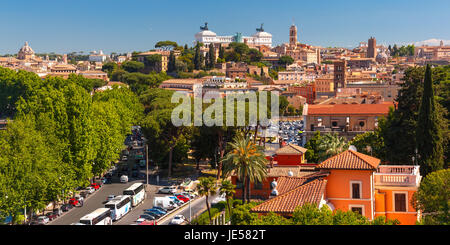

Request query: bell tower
[{"left": 289, "top": 24, "right": 298, "bottom": 46}]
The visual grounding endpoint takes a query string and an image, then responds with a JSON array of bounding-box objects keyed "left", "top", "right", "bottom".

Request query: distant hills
[{"left": 412, "top": 39, "right": 450, "bottom": 46}]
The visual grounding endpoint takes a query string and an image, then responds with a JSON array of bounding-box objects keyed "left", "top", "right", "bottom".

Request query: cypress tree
[
  {"left": 208, "top": 44, "right": 216, "bottom": 69},
  {"left": 194, "top": 43, "right": 201, "bottom": 70},
  {"left": 416, "top": 65, "right": 444, "bottom": 176},
  {"left": 219, "top": 44, "right": 225, "bottom": 59},
  {"left": 168, "top": 52, "right": 175, "bottom": 72}
]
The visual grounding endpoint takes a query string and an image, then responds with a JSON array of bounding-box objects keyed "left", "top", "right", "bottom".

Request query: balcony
[{"left": 374, "top": 165, "right": 421, "bottom": 187}]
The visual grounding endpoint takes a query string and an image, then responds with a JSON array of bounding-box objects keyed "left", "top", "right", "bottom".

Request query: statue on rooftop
[
  {"left": 256, "top": 23, "right": 264, "bottom": 32},
  {"left": 200, "top": 22, "right": 209, "bottom": 30}
]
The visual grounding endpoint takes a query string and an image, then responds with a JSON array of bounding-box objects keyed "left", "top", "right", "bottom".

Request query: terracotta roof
[
  {"left": 306, "top": 103, "right": 394, "bottom": 115},
  {"left": 316, "top": 150, "right": 380, "bottom": 170},
  {"left": 275, "top": 144, "right": 307, "bottom": 155},
  {"left": 251, "top": 178, "right": 327, "bottom": 214}
]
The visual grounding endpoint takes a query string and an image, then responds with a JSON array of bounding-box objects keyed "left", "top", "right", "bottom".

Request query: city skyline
[{"left": 1, "top": 0, "right": 450, "bottom": 54}]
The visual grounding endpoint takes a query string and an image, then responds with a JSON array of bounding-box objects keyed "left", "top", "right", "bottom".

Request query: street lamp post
[{"left": 146, "top": 143, "right": 149, "bottom": 191}]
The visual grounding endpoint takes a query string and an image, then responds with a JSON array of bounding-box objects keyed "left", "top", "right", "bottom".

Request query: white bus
[
  {"left": 123, "top": 183, "right": 146, "bottom": 207},
  {"left": 79, "top": 208, "right": 112, "bottom": 225},
  {"left": 105, "top": 195, "right": 131, "bottom": 221}
]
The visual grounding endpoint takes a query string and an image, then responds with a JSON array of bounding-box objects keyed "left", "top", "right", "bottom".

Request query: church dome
[{"left": 19, "top": 41, "right": 34, "bottom": 54}]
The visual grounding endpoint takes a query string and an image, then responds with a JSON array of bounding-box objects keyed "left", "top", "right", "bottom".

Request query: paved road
[{"left": 159, "top": 193, "right": 219, "bottom": 225}]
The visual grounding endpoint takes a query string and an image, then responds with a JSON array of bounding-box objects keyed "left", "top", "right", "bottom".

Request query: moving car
[
  {"left": 120, "top": 175, "right": 128, "bottom": 183},
  {"left": 106, "top": 195, "right": 116, "bottom": 202},
  {"left": 170, "top": 215, "right": 186, "bottom": 225}
]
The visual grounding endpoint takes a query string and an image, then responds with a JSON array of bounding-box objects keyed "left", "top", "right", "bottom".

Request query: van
[{"left": 153, "top": 197, "right": 176, "bottom": 210}]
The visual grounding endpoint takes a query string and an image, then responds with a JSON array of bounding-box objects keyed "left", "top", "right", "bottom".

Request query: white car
[
  {"left": 106, "top": 195, "right": 115, "bottom": 202},
  {"left": 86, "top": 187, "right": 95, "bottom": 194},
  {"left": 170, "top": 215, "right": 186, "bottom": 225},
  {"left": 36, "top": 216, "right": 50, "bottom": 225},
  {"left": 158, "top": 186, "right": 177, "bottom": 194},
  {"left": 120, "top": 175, "right": 128, "bottom": 183}
]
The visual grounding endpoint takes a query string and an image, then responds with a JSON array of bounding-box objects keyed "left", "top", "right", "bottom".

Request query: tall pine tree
[{"left": 416, "top": 65, "right": 445, "bottom": 176}]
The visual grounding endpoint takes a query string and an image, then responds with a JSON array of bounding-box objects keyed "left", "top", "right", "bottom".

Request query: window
[
  {"left": 359, "top": 121, "right": 365, "bottom": 127},
  {"left": 351, "top": 207, "right": 363, "bottom": 215},
  {"left": 332, "top": 121, "right": 338, "bottom": 127},
  {"left": 394, "top": 193, "right": 407, "bottom": 212},
  {"left": 351, "top": 181, "right": 361, "bottom": 199}
]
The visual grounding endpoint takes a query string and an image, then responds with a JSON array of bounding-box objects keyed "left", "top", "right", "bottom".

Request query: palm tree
[
  {"left": 219, "top": 179, "right": 236, "bottom": 216},
  {"left": 221, "top": 134, "right": 268, "bottom": 203},
  {"left": 196, "top": 176, "right": 217, "bottom": 223},
  {"left": 317, "top": 133, "right": 349, "bottom": 162}
]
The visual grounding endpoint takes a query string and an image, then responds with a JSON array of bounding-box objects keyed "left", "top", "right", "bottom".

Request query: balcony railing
[{"left": 374, "top": 165, "right": 421, "bottom": 187}]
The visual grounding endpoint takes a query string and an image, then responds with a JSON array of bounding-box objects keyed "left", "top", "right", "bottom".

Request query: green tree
[
  {"left": 219, "top": 179, "right": 236, "bottom": 215},
  {"left": 197, "top": 177, "right": 217, "bottom": 223},
  {"left": 416, "top": 65, "right": 445, "bottom": 176},
  {"left": 102, "top": 62, "right": 118, "bottom": 74},
  {"left": 304, "top": 131, "right": 322, "bottom": 163},
  {"left": 121, "top": 60, "right": 145, "bottom": 73},
  {"left": 279, "top": 55, "right": 294, "bottom": 66},
  {"left": 413, "top": 169, "right": 450, "bottom": 225},
  {"left": 155, "top": 40, "right": 178, "bottom": 50},
  {"left": 317, "top": 133, "right": 348, "bottom": 162},
  {"left": 222, "top": 134, "right": 268, "bottom": 203}
]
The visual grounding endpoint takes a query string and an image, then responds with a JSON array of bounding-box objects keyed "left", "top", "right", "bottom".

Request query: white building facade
[{"left": 194, "top": 23, "right": 272, "bottom": 47}]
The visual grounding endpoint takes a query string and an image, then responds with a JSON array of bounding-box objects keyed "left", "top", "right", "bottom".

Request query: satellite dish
[
  {"left": 349, "top": 145, "right": 357, "bottom": 152},
  {"left": 288, "top": 171, "right": 294, "bottom": 177}
]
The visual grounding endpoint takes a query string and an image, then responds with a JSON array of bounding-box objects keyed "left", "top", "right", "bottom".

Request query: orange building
[
  {"left": 273, "top": 144, "right": 308, "bottom": 165},
  {"left": 250, "top": 150, "right": 421, "bottom": 225}
]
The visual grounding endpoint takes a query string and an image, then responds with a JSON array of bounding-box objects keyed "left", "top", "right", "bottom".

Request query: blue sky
[{"left": 1, "top": 0, "right": 449, "bottom": 54}]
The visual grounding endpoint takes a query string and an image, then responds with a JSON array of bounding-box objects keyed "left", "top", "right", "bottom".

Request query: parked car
[
  {"left": 175, "top": 195, "right": 189, "bottom": 203},
  {"left": 53, "top": 208, "right": 62, "bottom": 216},
  {"left": 139, "top": 214, "right": 156, "bottom": 221},
  {"left": 60, "top": 204, "right": 73, "bottom": 212},
  {"left": 86, "top": 187, "right": 95, "bottom": 194},
  {"left": 144, "top": 208, "right": 166, "bottom": 215},
  {"left": 36, "top": 216, "right": 50, "bottom": 225},
  {"left": 106, "top": 195, "right": 116, "bottom": 202},
  {"left": 143, "top": 211, "right": 162, "bottom": 219},
  {"left": 168, "top": 196, "right": 184, "bottom": 205},
  {"left": 170, "top": 215, "right": 186, "bottom": 225},
  {"left": 69, "top": 198, "right": 79, "bottom": 207},
  {"left": 134, "top": 218, "right": 148, "bottom": 225},
  {"left": 70, "top": 222, "right": 86, "bottom": 225},
  {"left": 181, "top": 192, "right": 196, "bottom": 199},
  {"left": 45, "top": 212, "right": 58, "bottom": 221},
  {"left": 158, "top": 186, "right": 177, "bottom": 194},
  {"left": 90, "top": 183, "right": 100, "bottom": 190},
  {"left": 152, "top": 206, "right": 168, "bottom": 213},
  {"left": 120, "top": 175, "right": 128, "bottom": 183}
]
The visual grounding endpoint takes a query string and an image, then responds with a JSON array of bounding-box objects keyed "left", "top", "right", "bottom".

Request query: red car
[
  {"left": 139, "top": 220, "right": 157, "bottom": 225},
  {"left": 69, "top": 198, "right": 79, "bottom": 206},
  {"left": 175, "top": 195, "right": 189, "bottom": 203},
  {"left": 90, "top": 183, "right": 100, "bottom": 190}
]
